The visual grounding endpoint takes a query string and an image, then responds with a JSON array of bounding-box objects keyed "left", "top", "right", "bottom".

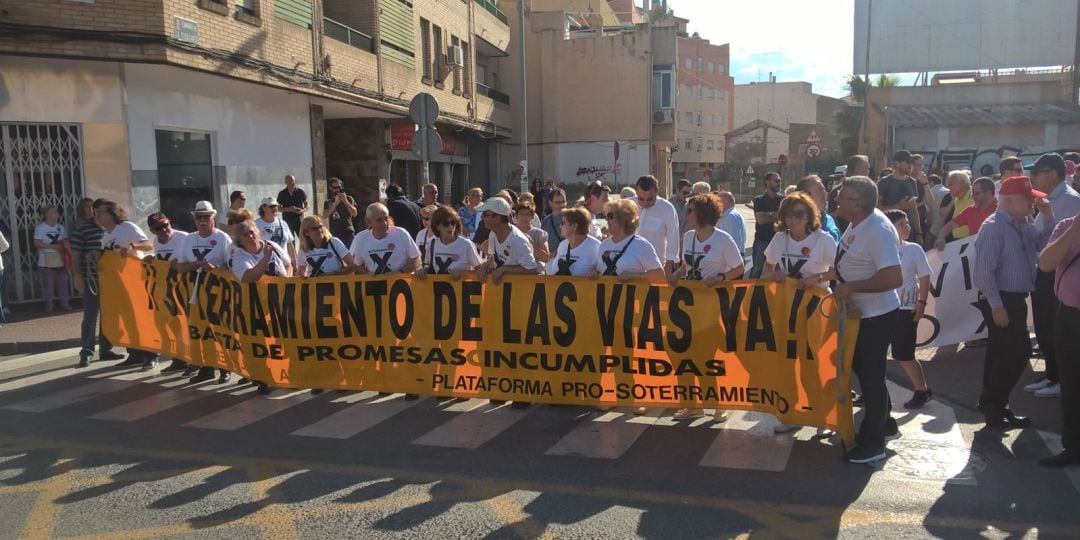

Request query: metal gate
[{"left": 0, "top": 123, "right": 85, "bottom": 303}]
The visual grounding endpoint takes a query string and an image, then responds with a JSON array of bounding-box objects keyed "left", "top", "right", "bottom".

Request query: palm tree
[{"left": 836, "top": 74, "right": 901, "bottom": 157}]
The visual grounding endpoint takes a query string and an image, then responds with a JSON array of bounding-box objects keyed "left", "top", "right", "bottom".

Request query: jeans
[
  {"left": 1057, "top": 304, "right": 1080, "bottom": 451},
  {"left": 0, "top": 267, "right": 6, "bottom": 325},
  {"left": 79, "top": 283, "right": 114, "bottom": 358},
  {"left": 853, "top": 309, "right": 899, "bottom": 448},
  {"left": 977, "top": 291, "right": 1032, "bottom": 416},
  {"left": 749, "top": 239, "right": 769, "bottom": 279},
  {"left": 40, "top": 267, "right": 70, "bottom": 310}
]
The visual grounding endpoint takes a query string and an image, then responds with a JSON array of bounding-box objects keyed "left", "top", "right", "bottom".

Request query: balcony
[
  {"left": 474, "top": 0, "right": 507, "bottom": 24},
  {"left": 324, "top": 16, "right": 374, "bottom": 53},
  {"left": 476, "top": 83, "right": 510, "bottom": 105}
]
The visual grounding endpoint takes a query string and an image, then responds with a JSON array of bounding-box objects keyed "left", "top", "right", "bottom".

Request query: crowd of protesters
[{"left": 53, "top": 147, "right": 1080, "bottom": 466}]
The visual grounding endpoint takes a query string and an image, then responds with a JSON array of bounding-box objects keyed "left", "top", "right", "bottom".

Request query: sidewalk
[{"left": 0, "top": 302, "right": 83, "bottom": 355}]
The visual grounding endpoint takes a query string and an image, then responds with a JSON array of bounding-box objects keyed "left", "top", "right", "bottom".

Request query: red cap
[{"left": 998, "top": 175, "right": 1046, "bottom": 198}]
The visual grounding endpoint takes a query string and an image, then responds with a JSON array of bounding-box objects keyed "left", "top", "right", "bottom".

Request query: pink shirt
[{"left": 1050, "top": 217, "right": 1080, "bottom": 309}]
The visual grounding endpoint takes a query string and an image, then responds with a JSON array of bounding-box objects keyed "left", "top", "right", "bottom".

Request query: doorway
[{"left": 155, "top": 130, "right": 214, "bottom": 232}]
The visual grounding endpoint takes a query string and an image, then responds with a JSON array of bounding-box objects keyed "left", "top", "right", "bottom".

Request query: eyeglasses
[
  {"left": 788, "top": 210, "right": 808, "bottom": 219},
  {"left": 194, "top": 216, "right": 212, "bottom": 222},
  {"left": 605, "top": 212, "right": 616, "bottom": 220}
]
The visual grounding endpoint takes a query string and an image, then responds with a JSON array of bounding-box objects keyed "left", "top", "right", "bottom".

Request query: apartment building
[
  {"left": 0, "top": 0, "right": 512, "bottom": 302},
  {"left": 672, "top": 29, "right": 734, "bottom": 184}
]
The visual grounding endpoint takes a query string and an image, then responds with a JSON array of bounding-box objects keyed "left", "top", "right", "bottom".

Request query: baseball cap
[
  {"left": 147, "top": 212, "right": 170, "bottom": 230},
  {"left": 192, "top": 201, "right": 217, "bottom": 215},
  {"left": 260, "top": 197, "right": 280, "bottom": 207},
  {"left": 998, "top": 176, "right": 1046, "bottom": 198},
  {"left": 475, "top": 197, "right": 512, "bottom": 217},
  {"left": 1025, "top": 153, "right": 1066, "bottom": 177},
  {"left": 892, "top": 149, "right": 913, "bottom": 163}
]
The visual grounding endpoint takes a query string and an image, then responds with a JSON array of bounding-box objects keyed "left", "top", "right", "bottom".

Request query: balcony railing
[
  {"left": 323, "top": 16, "right": 374, "bottom": 53},
  {"left": 476, "top": 83, "right": 510, "bottom": 105},
  {"left": 474, "top": 0, "right": 508, "bottom": 24}
]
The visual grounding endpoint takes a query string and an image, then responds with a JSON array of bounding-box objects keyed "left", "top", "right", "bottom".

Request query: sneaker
[
  {"left": 673, "top": 408, "right": 704, "bottom": 421},
  {"left": 1024, "top": 378, "right": 1054, "bottom": 392},
  {"left": 904, "top": 389, "right": 933, "bottom": 409},
  {"left": 217, "top": 372, "right": 231, "bottom": 384},
  {"left": 140, "top": 357, "right": 158, "bottom": 371},
  {"left": 884, "top": 417, "right": 901, "bottom": 441},
  {"left": 237, "top": 378, "right": 250, "bottom": 385},
  {"left": 773, "top": 422, "right": 798, "bottom": 434},
  {"left": 256, "top": 382, "right": 272, "bottom": 395},
  {"left": 189, "top": 370, "right": 215, "bottom": 384},
  {"left": 632, "top": 406, "right": 648, "bottom": 415},
  {"left": 852, "top": 391, "right": 864, "bottom": 406},
  {"left": 76, "top": 354, "right": 91, "bottom": 368},
  {"left": 161, "top": 360, "right": 187, "bottom": 373},
  {"left": 845, "top": 444, "right": 887, "bottom": 464},
  {"left": 714, "top": 410, "right": 729, "bottom": 422},
  {"left": 99, "top": 350, "right": 125, "bottom": 361},
  {"left": 815, "top": 428, "right": 837, "bottom": 438},
  {"left": 182, "top": 366, "right": 199, "bottom": 377},
  {"left": 115, "top": 355, "right": 142, "bottom": 368},
  {"left": 1034, "top": 383, "right": 1061, "bottom": 398}
]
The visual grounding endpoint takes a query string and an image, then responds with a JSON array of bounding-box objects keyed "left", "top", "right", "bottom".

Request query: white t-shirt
[
  {"left": 178, "top": 229, "right": 234, "bottom": 268},
  {"left": 634, "top": 197, "right": 681, "bottom": 263},
  {"left": 101, "top": 221, "right": 149, "bottom": 259},
  {"left": 488, "top": 226, "right": 538, "bottom": 270},
  {"left": 589, "top": 214, "right": 608, "bottom": 240},
  {"left": 836, "top": 209, "right": 902, "bottom": 318},
  {"left": 595, "top": 235, "right": 663, "bottom": 276},
  {"left": 416, "top": 228, "right": 433, "bottom": 262},
  {"left": 349, "top": 227, "right": 420, "bottom": 274},
  {"left": 429, "top": 236, "right": 482, "bottom": 274},
  {"left": 898, "top": 241, "right": 932, "bottom": 310},
  {"left": 548, "top": 235, "right": 601, "bottom": 276},
  {"left": 152, "top": 230, "right": 189, "bottom": 262},
  {"left": 34, "top": 222, "right": 66, "bottom": 268},
  {"left": 255, "top": 216, "right": 294, "bottom": 249},
  {"left": 231, "top": 241, "right": 290, "bottom": 280},
  {"left": 763, "top": 229, "right": 837, "bottom": 289},
  {"left": 298, "top": 237, "right": 349, "bottom": 277},
  {"left": 681, "top": 228, "right": 743, "bottom": 281}
]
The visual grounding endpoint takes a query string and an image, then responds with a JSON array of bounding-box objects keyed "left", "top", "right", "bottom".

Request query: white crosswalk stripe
[
  {"left": 0, "top": 347, "right": 83, "bottom": 377},
  {"left": 0, "top": 356, "right": 1025, "bottom": 480}
]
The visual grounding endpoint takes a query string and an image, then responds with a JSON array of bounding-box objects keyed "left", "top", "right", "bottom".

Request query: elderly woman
[
  {"left": 255, "top": 197, "right": 297, "bottom": 273},
  {"left": 587, "top": 199, "right": 665, "bottom": 282},
  {"left": 95, "top": 200, "right": 157, "bottom": 370},
  {"left": 415, "top": 204, "right": 439, "bottom": 262},
  {"left": 415, "top": 206, "right": 481, "bottom": 280},
  {"left": 939, "top": 170, "right": 973, "bottom": 225},
  {"left": 763, "top": 192, "right": 837, "bottom": 291},
  {"left": 296, "top": 215, "right": 351, "bottom": 277},
  {"left": 34, "top": 206, "right": 71, "bottom": 312},
  {"left": 548, "top": 207, "right": 601, "bottom": 276},
  {"left": 458, "top": 187, "right": 484, "bottom": 237},
  {"left": 349, "top": 202, "right": 420, "bottom": 275},
  {"left": 514, "top": 201, "right": 550, "bottom": 268},
  {"left": 666, "top": 193, "right": 745, "bottom": 422}
]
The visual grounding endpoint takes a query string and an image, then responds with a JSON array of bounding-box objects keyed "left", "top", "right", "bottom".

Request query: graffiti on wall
[
  {"left": 575, "top": 163, "right": 623, "bottom": 182},
  {"left": 911, "top": 147, "right": 1077, "bottom": 177}
]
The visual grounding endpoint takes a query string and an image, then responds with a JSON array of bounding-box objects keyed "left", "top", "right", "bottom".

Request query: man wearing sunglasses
[
  {"left": 176, "top": 201, "right": 235, "bottom": 383},
  {"left": 631, "top": 175, "right": 680, "bottom": 274}
]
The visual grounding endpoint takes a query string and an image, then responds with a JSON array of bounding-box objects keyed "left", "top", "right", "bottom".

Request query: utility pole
[
  {"left": 861, "top": 0, "right": 873, "bottom": 150},
  {"left": 518, "top": 0, "right": 529, "bottom": 195}
]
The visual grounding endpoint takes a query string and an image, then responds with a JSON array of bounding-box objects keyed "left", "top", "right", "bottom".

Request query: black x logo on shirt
[
  {"left": 684, "top": 253, "right": 705, "bottom": 280},
  {"left": 192, "top": 248, "right": 212, "bottom": 262},
  {"left": 306, "top": 254, "right": 330, "bottom": 276},
  {"left": 369, "top": 251, "right": 393, "bottom": 274},
  {"left": 432, "top": 255, "right": 454, "bottom": 274}
]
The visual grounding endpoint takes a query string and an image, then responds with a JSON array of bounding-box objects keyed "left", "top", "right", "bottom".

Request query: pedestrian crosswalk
[{"left": 0, "top": 351, "right": 976, "bottom": 476}]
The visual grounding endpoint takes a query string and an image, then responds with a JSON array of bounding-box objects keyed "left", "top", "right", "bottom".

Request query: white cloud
[{"left": 666, "top": 0, "right": 856, "bottom": 97}]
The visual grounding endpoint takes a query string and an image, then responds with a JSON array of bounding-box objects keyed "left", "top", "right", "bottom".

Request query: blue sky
[{"left": 666, "top": 0, "right": 856, "bottom": 98}]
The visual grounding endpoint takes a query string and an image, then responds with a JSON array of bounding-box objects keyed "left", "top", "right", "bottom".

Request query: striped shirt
[
  {"left": 974, "top": 209, "right": 1050, "bottom": 309},
  {"left": 1038, "top": 181, "right": 1080, "bottom": 249},
  {"left": 70, "top": 219, "right": 104, "bottom": 285}
]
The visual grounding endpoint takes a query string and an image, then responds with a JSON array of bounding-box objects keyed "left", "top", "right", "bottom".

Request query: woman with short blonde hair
[
  {"left": 587, "top": 199, "right": 663, "bottom": 282},
  {"left": 296, "top": 215, "right": 350, "bottom": 277}
]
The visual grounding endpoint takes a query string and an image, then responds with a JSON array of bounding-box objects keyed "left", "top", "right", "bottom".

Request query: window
[
  {"left": 707, "top": 62, "right": 713, "bottom": 73},
  {"left": 684, "top": 138, "right": 693, "bottom": 150},
  {"left": 707, "top": 140, "right": 714, "bottom": 150},
  {"left": 697, "top": 85, "right": 702, "bottom": 98},
  {"left": 462, "top": 41, "right": 471, "bottom": 96},
  {"left": 683, "top": 112, "right": 693, "bottom": 123},
  {"left": 420, "top": 18, "right": 432, "bottom": 81},
  {"left": 651, "top": 66, "right": 674, "bottom": 109},
  {"left": 685, "top": 58, "right": 693, "bottom": 70},
  {"left": 705, "top": 114, "right": 712, "bottom": 126},
  {"left": 696, "top": 113, "right": 702, "bottom": 126},
  {"left": 697, "top": 137, "right": 703, "bottom": 151},
  {"left": 697, "top": 58, "right": 702, "bottom": 71},
  {"left": 451, "top": 36, "right": 462, "bottom": 93},
  {"left": 717, "top": 64, "right": 725, "bottom": 74},
  {"left": 432, "top": 24, "right": 444, "bottom": 86}
]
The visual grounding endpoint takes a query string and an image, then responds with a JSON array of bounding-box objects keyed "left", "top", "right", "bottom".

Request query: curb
[{"left": 0, "top": 339, "right": 82, "bottom": 356}]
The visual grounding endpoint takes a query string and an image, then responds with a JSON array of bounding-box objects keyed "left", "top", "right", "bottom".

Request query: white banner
[{"left": 918, "top": 235, "right": 987, "bottom": 348}]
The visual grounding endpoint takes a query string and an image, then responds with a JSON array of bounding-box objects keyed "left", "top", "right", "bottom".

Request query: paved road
[{"left": 1, "top": 349, "right": 1078, "bottom": 538}]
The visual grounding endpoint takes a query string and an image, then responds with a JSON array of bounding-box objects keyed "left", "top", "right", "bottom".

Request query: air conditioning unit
[
  {"left": 446, "top": 45, "right": 465, "bottom": 67},
  {"left": 652, "top": 109, "right": 673, "bottom": 124}
]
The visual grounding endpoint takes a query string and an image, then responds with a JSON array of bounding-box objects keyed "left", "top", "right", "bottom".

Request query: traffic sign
[
  {"left": 409, "top": 93, "right": 439, "bottom": 127},
  {"left": 411, "top": 129, "right": 443, "bottom": 160},
  {"left": 745, "top": 165, "right": 754, "bottom": 175},
  {"left": 805, "top": 143, "right": 822, "bottom": 159},
  {"left": 806, "top": 127, "right": 821, "bottom": 144},
  {"left": 778, "top": 154, "right": 788, "bottom": 167}
]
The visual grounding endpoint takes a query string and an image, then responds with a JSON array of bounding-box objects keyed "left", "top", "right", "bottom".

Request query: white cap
[
  {"left": 192, "top": 201, "right": 217, "bottom": 215},
  {"left": 475, "top": 197, "right": 512, "bottom": 216},
  {"left": 260, "top": 196, "right": 279, "bottom": 207}
]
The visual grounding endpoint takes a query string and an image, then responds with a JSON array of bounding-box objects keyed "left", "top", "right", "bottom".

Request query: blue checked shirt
[{"left": 974, "top": 208, "right": 1051, "bottom": 309}]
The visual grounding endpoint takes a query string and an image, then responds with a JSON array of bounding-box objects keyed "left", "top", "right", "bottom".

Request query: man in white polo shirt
[
  {"left": 631, "top": 175, "right": 681, "bottom": 273},
  {"left": 834, "top": 176, "right": 904, "bottom": 464}
]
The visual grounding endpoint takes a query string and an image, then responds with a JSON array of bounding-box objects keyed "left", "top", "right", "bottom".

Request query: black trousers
[
  {"left": 1032, "top": 270, "right": 1059, "bottom": 382},
  {"left": 853, "top": 309, "right": 899, "bottom": 448},
  {"left": 977, "top": 291, "right": 1031, "bottom": 416},
  {"left": 1056, "top": 304, "right": 1080, "bottom": 451}
]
